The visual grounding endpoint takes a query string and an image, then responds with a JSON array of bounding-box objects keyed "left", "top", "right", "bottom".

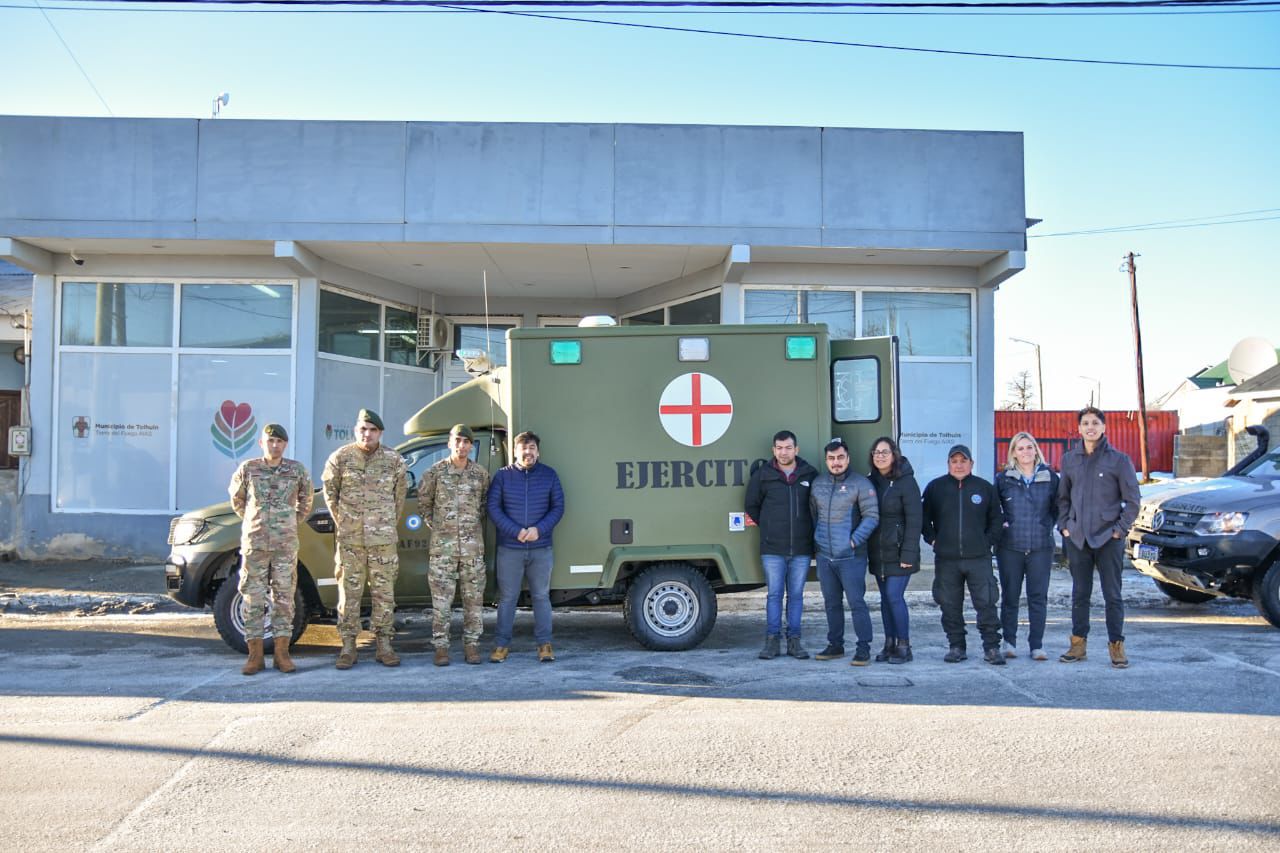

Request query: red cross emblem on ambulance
[{"left": 659, "top": 372, "right": 733, "bottom": 447}]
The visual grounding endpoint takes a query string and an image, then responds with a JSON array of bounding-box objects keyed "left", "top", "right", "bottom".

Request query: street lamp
[
  {"left": 1079, "top": 375, "right": 1101, "bottom": 408},
  {"left": 1009, "top": 337, "right": 1044, "bottom": 410}
]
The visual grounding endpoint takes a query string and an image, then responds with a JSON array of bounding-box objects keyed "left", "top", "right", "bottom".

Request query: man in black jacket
[
  {"left": 745, "top": 430, "right": 819, "bottom": 661},
  {"left": 1057, "top": 406, "right": 1141, "bottom": 668},
  {"left": 921, "top": 444, "right": 1006, "bottom": 665}
]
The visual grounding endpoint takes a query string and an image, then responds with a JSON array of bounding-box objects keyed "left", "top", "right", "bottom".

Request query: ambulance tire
[
  {"left": 213, "top": 565, "right": 308, "bottom": 655},
  {"left": 623, "top": 563, "right": 717, "bottom": 651}
]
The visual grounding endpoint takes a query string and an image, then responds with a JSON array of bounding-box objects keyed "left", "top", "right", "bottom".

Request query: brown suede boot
[
  {"left": 272, "top": 638, "right": 296, "bottom": 674},
  {"left": 1108, "top": 640, "right": 1129, "bottom": 669},
  {"left": 375, "top": 635, "right": 400, "bottom": 667},
  {"left": 335, "top": 637, "right": 358, "bottom": 670},
  {"left": 242, "top": 638, "right": 265, "bottom": 676},
  {"left": 1059, "top": 635, "right": 1087, "bottom": 663},
  {"left": 464, "top": 644, "right": 482, "bottom": 665}
]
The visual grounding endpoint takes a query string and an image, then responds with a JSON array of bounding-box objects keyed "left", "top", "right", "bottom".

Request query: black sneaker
[
  {"left": 851, "top": 643, "right": 871, "bottom": 667},
  {"left": 983, "top": 647, "right": 1007, "bottom": 666},
  {"left": 786, "top": 636, "right": 809, "bottom": 660},
  {"left": 814, "top": 644, "right": 845, "bottom": 661},
  {"left": 943, "top": 646, "right": 967, "bottom": 663}
]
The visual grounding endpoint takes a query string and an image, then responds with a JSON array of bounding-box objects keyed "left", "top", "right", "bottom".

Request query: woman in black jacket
[
  {"left": 995, "top": 431, "right": 1059, "bottom": 661},
  {"left": 866, "top": 436, "right": 922, "bottom": 664}
]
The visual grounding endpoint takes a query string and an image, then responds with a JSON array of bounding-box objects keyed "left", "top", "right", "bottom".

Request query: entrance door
[
  {"left": 828, "top": 336, "right": 899, "bottom": 465},
  {"left": 0, "top": 391, "right": 20, "bottom": 470}
]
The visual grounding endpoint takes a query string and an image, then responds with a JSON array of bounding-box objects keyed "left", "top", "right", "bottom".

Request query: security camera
[{"left": 70, "top": 251, "right": 84, "bottom": 266}]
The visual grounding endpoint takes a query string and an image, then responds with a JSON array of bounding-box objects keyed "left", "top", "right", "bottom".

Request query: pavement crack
[
  {"left": 120, "top": 668, "right": 229, "bottom": 723},
  {"left": 89, "top": 716, "right": 259, "bottom": 852}
]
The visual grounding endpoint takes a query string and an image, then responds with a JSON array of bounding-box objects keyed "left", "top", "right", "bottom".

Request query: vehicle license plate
[{"left": 1134, "top": 543, "right": 1159, "bottom": 562}]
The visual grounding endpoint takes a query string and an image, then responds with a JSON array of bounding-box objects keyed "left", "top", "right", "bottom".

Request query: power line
[
  {"left": 1031, "top": 209, "right": 1280, "bottom": 237},
  {"left": 27, "top": 0, "right": 1280, "bottom": 8},
  {"left": 31, "top": 0, "right": 115, "bottom": 115},
  {"left": 6, "top": 1, "right": 1279, "bottom": 10}
]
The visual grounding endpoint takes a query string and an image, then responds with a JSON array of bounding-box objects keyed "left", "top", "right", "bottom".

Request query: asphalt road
[{"left": 1, "top": 593, "right": 1278, "bottom": 851}]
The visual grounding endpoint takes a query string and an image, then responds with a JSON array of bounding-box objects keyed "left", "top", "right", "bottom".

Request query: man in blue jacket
[
  {"left": 921, "top": 444, "right": 1006, "bottom": 665},
  {"left": 486, "top": 431, "right": 565, "bottom": 663},
  {"left": 809, "top": 437, "right": 880, "bottom": 665}
]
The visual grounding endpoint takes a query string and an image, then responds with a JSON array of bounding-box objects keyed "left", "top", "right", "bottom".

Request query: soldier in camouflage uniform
[
  {"left": 418, "top": 423, "right": 490, "bottom": 666},
  {"left": 322, "top": 409, "right": 408, "bottom": 670},
  {"left": 228, "top": 423, "right": 313, "bottom": 676}
]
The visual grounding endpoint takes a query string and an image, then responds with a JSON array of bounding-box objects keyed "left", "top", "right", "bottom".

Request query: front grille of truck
[{"left": 1135, "top": 504, "right": 1202, "bottom": 536}]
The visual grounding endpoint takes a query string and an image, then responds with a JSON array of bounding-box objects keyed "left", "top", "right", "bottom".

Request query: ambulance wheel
[
  {"left": 1153, "top": 579, "right": 1214, "bottom": 605},
  {"left": 623, "top": 563, "right": 717, "bottom": 651},
  {"left": 213, "top": 566, "right": 307, "bottom": 655}
]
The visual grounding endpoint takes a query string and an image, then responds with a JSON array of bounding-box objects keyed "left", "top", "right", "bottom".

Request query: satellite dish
[{"left": 1227, "top": 337, "right": 1277, "bottom": 384}]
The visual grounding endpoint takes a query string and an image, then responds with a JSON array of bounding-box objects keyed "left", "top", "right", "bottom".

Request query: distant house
[
  {"left": 1226, "top": 363, "right": 1280, "bottom": 466},
  {"left": 1152, "top": 348, "right": 1280, "bottom": 435}
]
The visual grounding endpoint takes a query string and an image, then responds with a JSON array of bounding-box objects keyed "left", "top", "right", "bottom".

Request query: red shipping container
[{"left": 994, "top": 410, "right": 1178, "bottom": 475}]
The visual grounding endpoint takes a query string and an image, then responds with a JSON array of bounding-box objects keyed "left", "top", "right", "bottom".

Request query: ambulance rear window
[{"left": 832, "top": 357, "right": 880, "bottom": 423}]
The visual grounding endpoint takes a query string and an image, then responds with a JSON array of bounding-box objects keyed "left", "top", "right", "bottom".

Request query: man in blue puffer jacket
[
  {"left": 486, "top": 431, "right": 565, "bottom": 664},
  {"left": 809, "top": 437, "right": 880, "bottom": 665}
]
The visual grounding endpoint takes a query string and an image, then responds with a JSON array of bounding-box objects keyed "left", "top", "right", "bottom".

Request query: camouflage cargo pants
[
  {"left": 238, "top": 548, "right": 298, "bottom": 640},
  {"left": 335, "top": 543, "right": 399, "bottom": 641},
  {"left": 428, "top": 554, "right": 485, "bottom": 649}
]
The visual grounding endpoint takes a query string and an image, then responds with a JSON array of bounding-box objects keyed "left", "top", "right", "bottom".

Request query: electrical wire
[
  {"left": 1031, "top": 209, "right": 1280, "bottom": 237},
  {"left": 30, "top": 0, "right": 115, "bottom": 114}
]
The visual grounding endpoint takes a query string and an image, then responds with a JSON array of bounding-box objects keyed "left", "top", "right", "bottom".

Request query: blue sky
[{"left": 2, "top": 1, "right": 1278, "bottom": 408}]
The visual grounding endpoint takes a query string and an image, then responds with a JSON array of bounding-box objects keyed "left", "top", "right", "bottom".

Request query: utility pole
[{"left": 1125, "top": 252, "right": 1151, "bottom": 482}]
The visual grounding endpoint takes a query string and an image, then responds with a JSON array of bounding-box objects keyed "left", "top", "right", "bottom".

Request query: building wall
[{"left": 0, "top": 117, "right": 1025, "bottom": 252}]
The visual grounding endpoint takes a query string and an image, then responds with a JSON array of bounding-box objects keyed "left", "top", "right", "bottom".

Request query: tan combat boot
[
  {"left": 1108, "top": 640, "right": 1129, "bottom": 669},
  {"left": 375, "top": 635, "right": 400, "bottom": 667},
  {"left": 464, "top": 644, "right": 482, "bottom": 665},
  {"left": 242, "top": 638, "right": 265, "bottom": 676},
  {"left": 1059, "top": 635, "right": 1087, "bottom": 663},
  {"left": 537, "top": 643, "right": 555, "bottom": 663},
  {"left": 272, "top": 638, "right": 296, "bottom": 674},
  {"left": 434, "top": 647, "right": 450, "bottom": 667},
  {"left": 335, "top": 637, "right": 358, "bottom": 670}
]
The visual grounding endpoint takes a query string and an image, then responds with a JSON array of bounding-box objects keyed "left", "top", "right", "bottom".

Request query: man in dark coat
[
  {"left": 921, "top": 444, "right": 1005, "bottom": 665},
  {"left": 744, "top": 430, "right": 819, "bottom": 661},
  {"left": 1057, "top": 406, "right": 1141, "bottom": 668}
]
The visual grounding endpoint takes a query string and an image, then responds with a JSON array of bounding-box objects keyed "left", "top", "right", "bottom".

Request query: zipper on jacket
[{"left": 957, "top": 478, "right": 964, "bottom": 554}]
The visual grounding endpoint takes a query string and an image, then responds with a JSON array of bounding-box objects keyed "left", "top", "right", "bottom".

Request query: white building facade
[{"left": 0, "top": 117, "right": 1027, "bottom": 558}]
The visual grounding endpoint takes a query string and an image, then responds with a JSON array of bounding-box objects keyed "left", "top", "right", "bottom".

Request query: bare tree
[{"left": 1002, "top": 370, "right": 1036, "bottom": 410}]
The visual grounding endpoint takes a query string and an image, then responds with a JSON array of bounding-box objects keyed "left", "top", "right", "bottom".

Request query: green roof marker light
[
  {"left": 550, "top": 340, "right": 582, "bottom": 365},
  {"left": 785, "top": 335, "right": 817, "bottom": 360}
]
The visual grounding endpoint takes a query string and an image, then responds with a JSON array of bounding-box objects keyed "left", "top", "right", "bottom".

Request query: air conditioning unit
[{"left": 416, "top": 313, "right": 454, "bottom": 351}]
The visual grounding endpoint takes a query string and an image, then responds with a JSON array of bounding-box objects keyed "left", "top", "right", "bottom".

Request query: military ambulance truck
[{"left": 164, "top": 324, "right": 898, "bottom": 652}]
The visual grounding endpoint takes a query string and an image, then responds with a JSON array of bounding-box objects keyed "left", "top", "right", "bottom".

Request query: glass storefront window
[
  {"left": 744, "top": 290, "right": 800, "bottom": 325},
  {"left": 668, "top": 293, "right": 721, "bottom": 325},
  {"left": 453, "top": 324, "right": 514, "bottom": 366},
  {"left": 60, "top": 282, "right": 173, "bottom": 347},
  {"left": 623, "top": 309, "right": 663, "bottom": 326},
  {"left": 804, "top": 291, "right": 855, "bottom": 339},
  {"left": 319, "top": 290, "right": 380, "bottom": 360},
  {"left": 384, "top": 306, "right": 418, "bottom": 366},
  {"left": 180, "top": 283, "right": 292, "bottom": 349},
  {"left": 863, "top": 291, "right": 971, "bottom": 356}
]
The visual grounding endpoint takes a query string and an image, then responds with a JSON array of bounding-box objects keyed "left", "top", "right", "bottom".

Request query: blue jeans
[
  {"left": 761, "top": 554, "right": 809, "bottom": 638},
  {"left": 875, "top": 574, "right": 911, "bottom": 642},
  {"left": 494, "top": 545, "right": 554, "bottom": 646},
  {"left": 997, "top": 547, "right": 1052, "bottom": 650},
  {"left": 816, "top": 554, "right": 872, "bottom": 648}
]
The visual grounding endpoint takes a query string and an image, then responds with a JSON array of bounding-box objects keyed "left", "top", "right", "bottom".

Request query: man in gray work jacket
[{"left": 1057, "top": 406, "right": 1141, "bottom": 669}]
